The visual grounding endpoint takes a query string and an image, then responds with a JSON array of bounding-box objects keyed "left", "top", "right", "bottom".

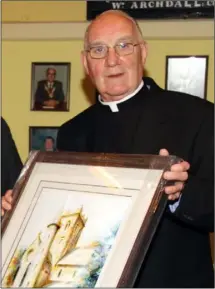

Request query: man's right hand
[{"left": 1, "top": 190, "right": 13, "bottom": 216}]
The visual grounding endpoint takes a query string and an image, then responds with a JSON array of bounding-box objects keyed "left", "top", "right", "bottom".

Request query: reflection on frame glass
[
  {"left": 31, "top": 62, "right": 71, "bottom": 111},
  {"left": 1, "top": 152, "right": 181, "bottom": 288},
  {"left": 165, "top": 55, "right": 208, "bottom": 99},
  {"left": 29, "top": 126, "right": 59, "bottom": 152}
]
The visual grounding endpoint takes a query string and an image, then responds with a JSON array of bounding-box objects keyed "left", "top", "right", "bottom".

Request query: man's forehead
[
  {"left": 88, "top": 25, "right": 136, "bottom": 45},
  {"left": 89, "top": 15, "right": 134, "bottom": 33}
]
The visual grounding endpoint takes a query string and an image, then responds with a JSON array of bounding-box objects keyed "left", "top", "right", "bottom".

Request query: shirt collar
[{"left": 98, "top": 80, "right": 144, "bottom": 112}]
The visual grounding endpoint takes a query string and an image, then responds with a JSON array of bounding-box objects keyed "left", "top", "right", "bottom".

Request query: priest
[{"left": 57, "top": 10, "right": 214, "bottom": 288}]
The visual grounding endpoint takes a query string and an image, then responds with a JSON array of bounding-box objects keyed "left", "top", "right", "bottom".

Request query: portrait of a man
[
  {"left": 29, "top": 127, "right": 58, "bottom": 152},
  {"left": 44, "top": 136, "right": 56, "bottom": 152},
  {"left": 31, "top": 63, "right": 71, "bottom": 111}
]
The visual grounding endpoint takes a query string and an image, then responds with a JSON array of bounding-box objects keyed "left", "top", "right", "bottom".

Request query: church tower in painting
[{"left": 49, "top": 207, "right": 87, "bottom": 265}]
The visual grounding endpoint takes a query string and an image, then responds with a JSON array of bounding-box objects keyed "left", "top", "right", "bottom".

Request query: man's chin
[{"left": 102, "top": 89, "right": 129, "bottom": 102}]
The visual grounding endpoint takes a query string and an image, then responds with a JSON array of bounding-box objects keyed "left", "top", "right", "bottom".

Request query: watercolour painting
[
  {"left": 2, "top": 152, "right": 180, "bottom": 287},
  {"left": 2, "top": 188, "right": 130, "bottom": 288}
]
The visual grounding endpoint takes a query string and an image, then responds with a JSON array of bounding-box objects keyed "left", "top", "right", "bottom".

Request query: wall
[
  {"left": 2, "top": 1, "right": 86, "bottom": 22},
  {"left": 146, "top": 39, "right": 214, "bottom": 98},
  {"left": 2, "top": 39, "right": 95, "bottom": 161}
]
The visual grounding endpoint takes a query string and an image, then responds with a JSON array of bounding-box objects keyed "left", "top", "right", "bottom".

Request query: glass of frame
[
  {"left": 31, "top": 62, "right": 71, "bottom": 111},
  {"left": 1, "top": 152, "right": 181, "bottom": 288},
  {"left": 165, "top": 55, "right": 209, "bottom": 99}
]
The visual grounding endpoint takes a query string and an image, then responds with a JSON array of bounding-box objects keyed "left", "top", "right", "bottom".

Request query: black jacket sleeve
[
  {"left": 1, "top": 118, "right": 23, "bottom": 196},
  {"left": 171, "top": 102, "right": 214, "bottom": 232}
]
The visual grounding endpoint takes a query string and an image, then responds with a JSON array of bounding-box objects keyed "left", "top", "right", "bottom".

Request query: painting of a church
[{"left": 2, "top": 207, "right": 116, "bottom": 288}]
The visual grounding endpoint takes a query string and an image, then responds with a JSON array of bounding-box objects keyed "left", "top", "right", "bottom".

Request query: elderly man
[
  {"left": 34, "top": 67, "right": 65, "bottom": 109},
  {"left": 57, "top": 10, "right": 214, "bottom": 288}
]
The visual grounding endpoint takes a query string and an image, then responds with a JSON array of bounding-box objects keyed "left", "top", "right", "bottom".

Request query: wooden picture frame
[
  {"left": 31, "top": 62, "right": 71, "bottom": 111},
  {"left": 2, "top": 152, "right": 181, "bottom": 288},
  {"left": 29, "top": 126, "right": 59, "bottom": 152},
  {"left": 165, "top": 55, "right": 209, "bottom": 99}
]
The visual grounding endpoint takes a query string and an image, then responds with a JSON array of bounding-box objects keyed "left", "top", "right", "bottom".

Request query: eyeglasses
[{"left": 86, "top": 42, "right": 141, "bottom": 59}]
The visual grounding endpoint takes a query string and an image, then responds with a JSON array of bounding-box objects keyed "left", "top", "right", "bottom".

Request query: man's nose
[{"left": 105, "top": 47, "right": 119, "bottom": 67}]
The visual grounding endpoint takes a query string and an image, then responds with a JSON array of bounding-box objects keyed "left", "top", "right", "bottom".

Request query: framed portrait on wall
[
  {"left": 165, "top": 56, "right": 209, "bottom": 99},
  {"left": 31, "top": 62, "right": 71, "bottom": 111},
  {"left": 1, "top": 151, "right": 181, "bottom": 288},
  {"left": 29, "top": 126, "right": 59, "bottom": 152}
]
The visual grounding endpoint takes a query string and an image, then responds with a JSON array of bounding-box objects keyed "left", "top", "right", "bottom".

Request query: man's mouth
[{"left": 107, "top": 73, "right": 124, "bottom": 78}]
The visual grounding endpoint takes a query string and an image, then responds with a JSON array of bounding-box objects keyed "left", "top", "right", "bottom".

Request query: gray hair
[
  {"left": 84, "top": 10, "right": 144, "bottom": 50},
  {"left": 46, "top": 66, "right": 56, "bottom": 75}
]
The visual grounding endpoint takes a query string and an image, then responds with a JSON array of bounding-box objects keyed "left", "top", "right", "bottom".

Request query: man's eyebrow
[
  {"left": 88, "top": 36, "right": 134, "bottom": 47},
  {"left": 116, "top": 36, "right": 134, "bottom": 42},
  {"left": 88, "top": 41, "right": 106, "bottom": 47}
]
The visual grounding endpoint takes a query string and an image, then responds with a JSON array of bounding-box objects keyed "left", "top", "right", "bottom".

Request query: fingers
[
  {"left": 164, "top": 171, "right": 188, "bottom": 182},
  {"left": 170, "top": 161, "right": 190, "bottom": 172},
  {"left": 159, "top": 149, "right": 190, "bottom": 173},
  {"left": 6, "top": 189, "right": 13, "bottom": 196},
  {"left": 2, "top": 190, "right": 13, "bottom": 212},
  {"left": 1, "top": 208, "right": 5, "bottom": 216},
  {"left": 159, "top": 149, "right": 189, "bottom": 202},
  {"left": 165, "top": 182, "right": 184, "bottom": 194},
  {"left": 165, "top": 181, "right": 184, "bottom": 200},
  {"left": 163, "top": 161, "right": 190, "bottom": 182},
  {"left": 167, "top": 192, "right": 181, "bottom": 201},
  {"left": 2, "top": 197, "right": 12, "bottom": 211},
  {"left": 159, "top": 149, "right": 169, "bottom": 156},
  {"left": 4, "top": 190, "right": 13, "bottom": 203}
]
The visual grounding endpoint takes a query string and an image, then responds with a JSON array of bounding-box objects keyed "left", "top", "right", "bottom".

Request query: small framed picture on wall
[
  {"left": 29, "top": 126, "right": 59, "bottom": 152},
  {"left": 165, "top": 56, "right": 209, "bottom": 99},
  {"left": 31, "top": 62, "right": 71, "bottom": 111}
]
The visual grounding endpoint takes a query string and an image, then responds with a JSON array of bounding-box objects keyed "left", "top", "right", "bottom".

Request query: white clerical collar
[{"left": 98, "top": 80, "right": 144, "bottom": 112}]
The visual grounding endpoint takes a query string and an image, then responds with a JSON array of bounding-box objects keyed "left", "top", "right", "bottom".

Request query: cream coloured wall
[
  {"left": 2, "top": 1, "right": 86, "bottom": 22},
  {"left": 146, "top": 39, "right": 214, "bottom": 103},
  {"left": 2, "top": 39, "right": 94, "bottom": 162}
]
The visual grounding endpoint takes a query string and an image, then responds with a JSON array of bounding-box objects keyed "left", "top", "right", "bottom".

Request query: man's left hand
[
  {"left": 159, "top": 149, "right": 190, "bottom": 201},
  {"left": 1, "top": 190, "right": 13, "bottom": 216}
]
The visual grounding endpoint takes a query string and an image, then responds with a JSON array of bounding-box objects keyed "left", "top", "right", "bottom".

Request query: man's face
[
  {"left": 47, "top": 69, "right": 56, "bottom": 82},
  {"left": 82, "top": 14, "right": 147, "bottom": 101},
  {"left": 45, "top": 139, "right": 54, "bottom": 151}
]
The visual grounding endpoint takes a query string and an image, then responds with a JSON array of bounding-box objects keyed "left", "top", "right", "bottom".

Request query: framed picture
[
  {"left": 1, "top": 152, "right": 181, "bottom": 288},
  {"left": 29, "top": 126, "right": 59, "bottom": 152},
  {"left": 31, "top": 62, "right": 71, "bottom": 111},
  {"left": 165, "top": 55, "right": 208, "bottom": 99}
]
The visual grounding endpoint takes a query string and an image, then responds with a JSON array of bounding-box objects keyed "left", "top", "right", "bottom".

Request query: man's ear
[
  {"left": 81, "top": 51, "right": 89, "bottom": 75},
  {"left": 140, "top": 41, "right": 148, "bottom": 66}
]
